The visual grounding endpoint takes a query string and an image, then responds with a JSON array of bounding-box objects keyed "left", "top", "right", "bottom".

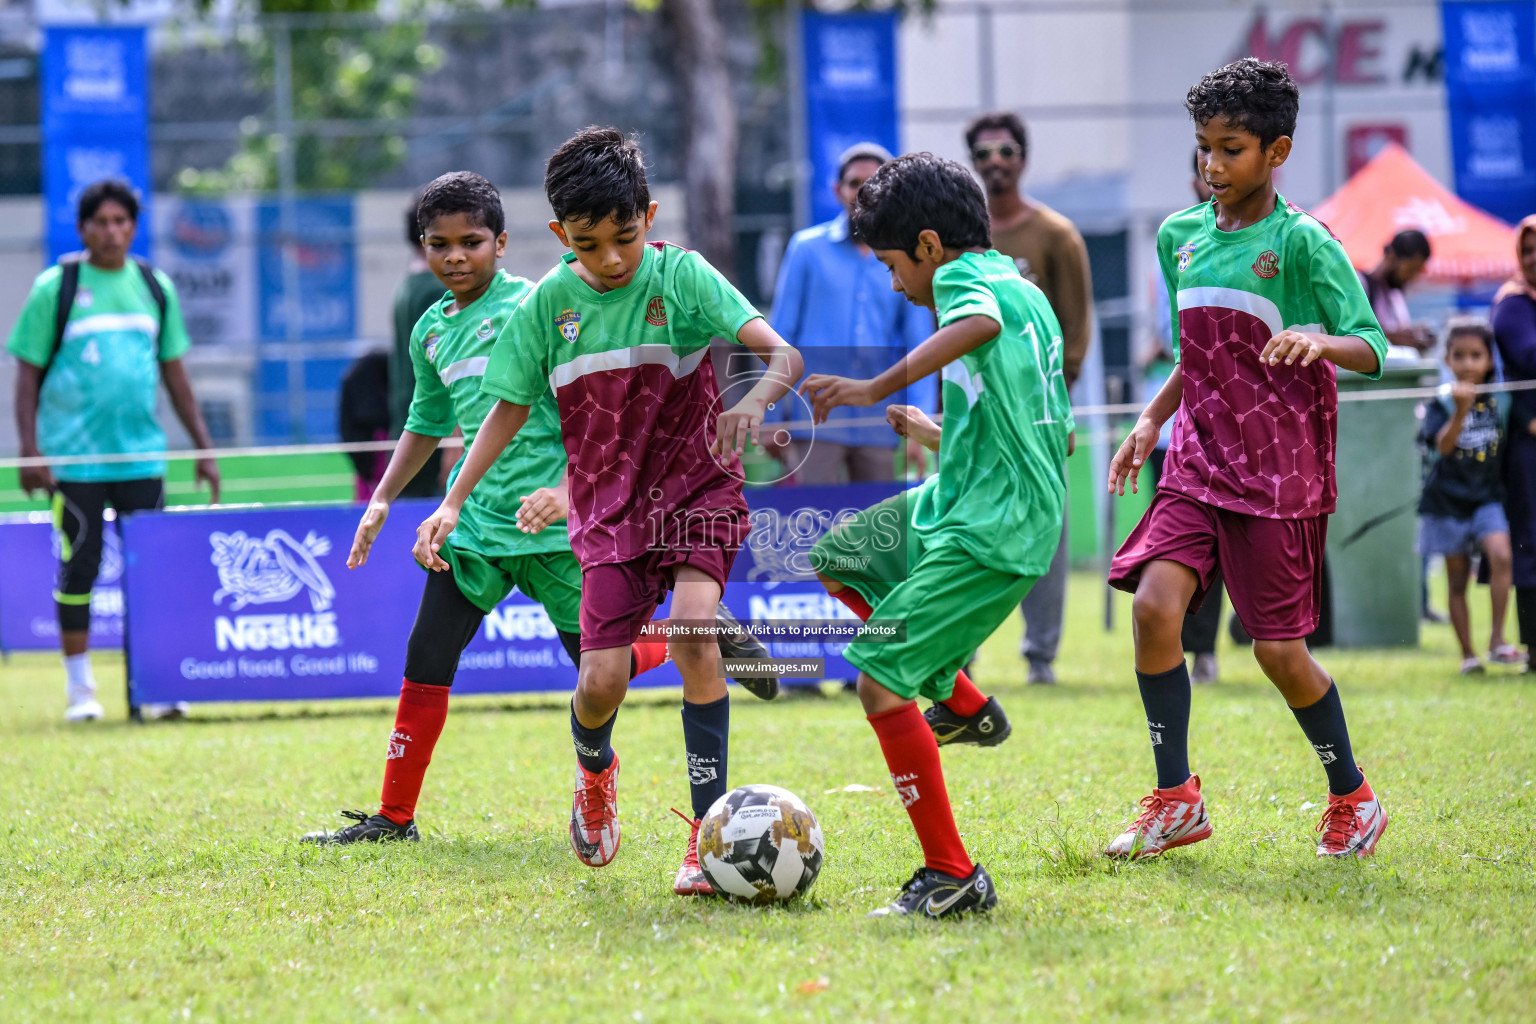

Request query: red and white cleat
[
  {"left": 569, "top": 754, "right": 621, "bottom": 867},
  {"left": 671, "top": 808, "right": 715, "bottom": 896},
  {"left": 1315, "top": 773, "right": 1388, "bottom": 858},
  {"left": 1104, "top": 774, "right": 1213, "bottom": 861}
]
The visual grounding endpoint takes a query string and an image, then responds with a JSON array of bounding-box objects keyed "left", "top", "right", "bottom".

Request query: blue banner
[
  {"left": 120, "top": 484, "right": 906, "bottom": 704},
  {"left": 802, "top": 11, "right": 900, "bottom": 227},
  {"left": 41, "top": 26, "right": 152, "bottom": 264},
  {"left": 0, "top": 513, "right": 124, "bottom": 652},
  {"left": 1441, "top": 1, "right": 1536, "bottom": 224},
  {"left": 257, "top": 197, "right": 356, "bottom": 341}
]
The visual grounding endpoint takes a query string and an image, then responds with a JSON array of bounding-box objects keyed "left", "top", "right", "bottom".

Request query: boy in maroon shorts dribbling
[
  {"left": 1105, "top": 59, "right": 1390, "bottom": 861},
  {"left": 416, "top": 128, "right": 802, "bottom": 895}
]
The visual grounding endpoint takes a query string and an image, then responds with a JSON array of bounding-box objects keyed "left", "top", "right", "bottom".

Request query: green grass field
[{"left": 3, "top": 573, "right": 1532, "bottom": 1022}]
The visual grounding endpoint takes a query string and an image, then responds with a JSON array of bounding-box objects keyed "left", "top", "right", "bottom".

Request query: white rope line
[{"left": 4, "top": 377, "right": 1534, "bottom": 470}]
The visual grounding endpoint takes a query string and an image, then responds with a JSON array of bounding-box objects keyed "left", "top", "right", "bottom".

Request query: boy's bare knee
[
  {"left": 576, "top": 664, "right": 628, "bottom": 710},
  {"left": 1131, "top": 589, "right": 1182, "bottom": 638},
  {"left": 1252, "top": 639, "right": 1299, "bottom": 677}
]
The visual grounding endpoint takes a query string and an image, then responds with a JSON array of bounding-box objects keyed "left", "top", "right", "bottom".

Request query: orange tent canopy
[{"left": 1309, "top": 143, "right": 1516, "bottom": 282}]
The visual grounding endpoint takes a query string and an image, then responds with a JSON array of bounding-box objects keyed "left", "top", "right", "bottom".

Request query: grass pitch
[{"left": 3, "top": 573, "right": 1532, "bottom": 1022}]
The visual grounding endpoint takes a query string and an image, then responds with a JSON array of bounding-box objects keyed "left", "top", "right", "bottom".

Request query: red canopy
[{"left": 1309, "top": 143, "right": 1517, "bottom": 282}]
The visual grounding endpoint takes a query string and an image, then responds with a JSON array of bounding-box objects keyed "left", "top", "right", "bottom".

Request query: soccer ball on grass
[{"left": 697, "top": 784, "right": 824, "bottom": 904}]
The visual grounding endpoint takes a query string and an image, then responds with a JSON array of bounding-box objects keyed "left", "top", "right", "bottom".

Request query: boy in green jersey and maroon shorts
[
  {"left": 301, "top": 172, "right": 773, "bottom": 848},
  {"left": 1106, "top": 60, "right": 1390, "bottom": 862},
  {"left": 799, "top": 153, "right": 1073, "bottom": 919},
  {"left": 415, "top": 132, "right": 803, "bottom": 895}
]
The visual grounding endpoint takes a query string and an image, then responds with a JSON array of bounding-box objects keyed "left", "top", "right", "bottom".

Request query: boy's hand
[
  {"left": 414, "top": 503, "right": 459, "bottom": 571},
  {"left": 711, "top": 396, "right": 768, "bottom": 459},
  {"left": 1108, "top": 419, "right": 1160, "bottom": 496},
  {"left": 886, "top": 404, "right": 942, "bottom": 452},
  {"left": 799, "top": 374, "right": 873, "bottom": 425},
  {"left": 1068, "top": 430, "right": 1076, "bottom": 457},
  {"left": 1260, "top": 330, "right": 1328, "bottom": 368},
  {"left": 348, "top": 501, "right": 390, "bottom": 569},
  {"left": 517, "top": 483, "right": 568, "bottom": 535},
  {"left": 1451, "top": 380, "right": 1477, "bottom": 414}
]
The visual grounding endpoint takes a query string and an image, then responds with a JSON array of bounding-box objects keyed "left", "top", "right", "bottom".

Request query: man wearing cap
[{"left": 770, "top": 143, "right": 936, "bottom": 486}]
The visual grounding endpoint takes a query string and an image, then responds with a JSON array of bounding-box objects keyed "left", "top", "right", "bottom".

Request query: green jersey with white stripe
[
  {"left": 919, "top": 249, "right": 1074, "bottom": 576},
  {"left": 1156, "top": 196, "right": 1387, "bottom": 518},
  {"left": 6, "top": 261, "right": 191, "bottom": 482},
  {"left": 405, "top": 269, "right": 568, "bottom": 557}
]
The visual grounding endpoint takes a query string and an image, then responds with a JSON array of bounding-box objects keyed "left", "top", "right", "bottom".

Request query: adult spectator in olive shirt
[
  {"left": 389, "top": 193, "right": 447, "bottom": 498},
  {"left": 967, "top": 111, "right": 1092, "bottom": 685}
]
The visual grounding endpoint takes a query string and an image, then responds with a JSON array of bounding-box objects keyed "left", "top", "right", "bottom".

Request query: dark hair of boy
[
  {"left": 849, "top": 153, "right": 991, "bottom": 256},
  {"left": 1184, "top": 57, "right": 1299, "bottom": 148},
  {"left": 416, "top": 171, "right": 505, "bottom": 237},
  {"left": 77, "top": 179, "right": 139, "bottom": 224},
  {"left": 1389, "top": 228, "right": 1432, "bottom": 261},
  {"left": 545, "top": 126, "right": 651, "bottom": 227},
  {"left": 964, "top": 112, "right": 1027, "bottom": 160}
]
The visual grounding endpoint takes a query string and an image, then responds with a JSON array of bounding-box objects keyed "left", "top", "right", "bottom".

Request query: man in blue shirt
[{"left": 770, "top": 143, "right": 935, "bottom": 483}]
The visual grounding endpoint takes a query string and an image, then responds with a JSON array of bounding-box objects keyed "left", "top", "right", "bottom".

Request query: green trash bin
[{"left": 1327, "top": 362, "right": 1436, "bottom": 648}]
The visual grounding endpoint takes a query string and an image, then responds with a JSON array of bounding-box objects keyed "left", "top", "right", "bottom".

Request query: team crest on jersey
[
  {"left": 555, "top": 308, "right": 581, "bottom": 343},
  {"left": 423, "top": 332, "right": 440, "bottom": 364},
  {"left": 476, "top": 317, "right": 495, "bottom": 340},
  {"left": 75, "top": 288, "right": 94, "bottom": 309},
  {"left": 1175, "top": 241, "right": 1197, "bottom": 273},
  {"left": 1252, "top": 250, "right": 1279, "bottom": 278},
  {"left": 645, "top": 296, "right": 667, "bottom": 326}
]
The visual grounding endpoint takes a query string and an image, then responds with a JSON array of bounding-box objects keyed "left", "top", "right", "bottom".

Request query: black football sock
[
  {"left": 1289, "top": 681, "right": 1365, "bottom": 796},
  {"left": 681, "top": 695, "right": 729, "bottom": 820},
  {"left": 1136, "top": 662, "right": 1192, "bottom": 790},
  {"left": 570, "top": 702, "right": 616, "bottom": 774}
]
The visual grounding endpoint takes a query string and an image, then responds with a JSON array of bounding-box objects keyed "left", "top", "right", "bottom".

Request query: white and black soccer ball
[{"left": 697, "top": 784, "right": 824, "bottom": 904}]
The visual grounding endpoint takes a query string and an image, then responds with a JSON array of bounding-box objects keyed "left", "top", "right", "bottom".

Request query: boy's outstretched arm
[
  {"left": 348, "top": 430, "right": 445, "bottom": 569},
  {"left": 1108, "top": 364, "right": 1182, "bottom": 496},
  {"left": 711, "top": 318, "right": 805, "bottom": 456},
  {"left": 799, "top": 315, "right": 999, "bottom": 424},
  {"left": 1260, "top": 331, "right": 1380, "bottom": 376},
  {"left": 413, "top": 399, "right": 530, "bottom": 569}
]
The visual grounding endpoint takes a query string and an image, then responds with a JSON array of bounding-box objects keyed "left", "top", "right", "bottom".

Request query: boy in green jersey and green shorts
[
  {"left": 301, "top": 172, "right": 772, "bottom": 848},
  {"left": 799, "top": 153, "right": 1074, "bottom": 919}
]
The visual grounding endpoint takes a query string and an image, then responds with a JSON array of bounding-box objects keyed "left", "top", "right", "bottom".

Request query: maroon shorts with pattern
[
  {"left": 1109, "top": 490, "right": 1327, "bottom": 641},
  {"left": 578, "top": 508, "right": 749, "bottom": 651}
]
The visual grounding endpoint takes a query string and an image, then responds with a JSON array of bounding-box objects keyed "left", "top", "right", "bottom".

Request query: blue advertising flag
[
  {"left": 40, "top": 26, "right": 152, "bottom": 264},
  {"left": 801, "top": 11, "right": 900, "bottom": 227},
  {"left": 1441, "top": 1, "right": 1536, "bottom": 224}
]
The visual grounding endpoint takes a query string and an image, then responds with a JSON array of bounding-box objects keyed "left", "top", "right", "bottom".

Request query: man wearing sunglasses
[{"left": 965, "top": 112, "right": 1093, "bottom": 686}]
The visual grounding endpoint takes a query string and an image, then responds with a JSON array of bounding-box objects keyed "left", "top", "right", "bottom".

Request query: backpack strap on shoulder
[{"left": 44, "top": 257, "right": 83, "bottom": 385}]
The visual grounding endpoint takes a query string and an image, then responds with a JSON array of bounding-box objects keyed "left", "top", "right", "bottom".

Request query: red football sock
[
  {"left": 379, "top": 680, "right": 451, "bottom": 825},
  {"left": 630, "top": 639, "right": 671, "bottom": 677},
  {"left": 831, "top": 586, "right": 874, "bottom": 621},
  {"left": 835, "top": 588, "right": 984, "bottom": 714},
  {"left": 867, "top": 701, "right": 974, "bottom": 879},
  {"left": 943, "top": 670, "right": 988, "bottom": 717}
]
